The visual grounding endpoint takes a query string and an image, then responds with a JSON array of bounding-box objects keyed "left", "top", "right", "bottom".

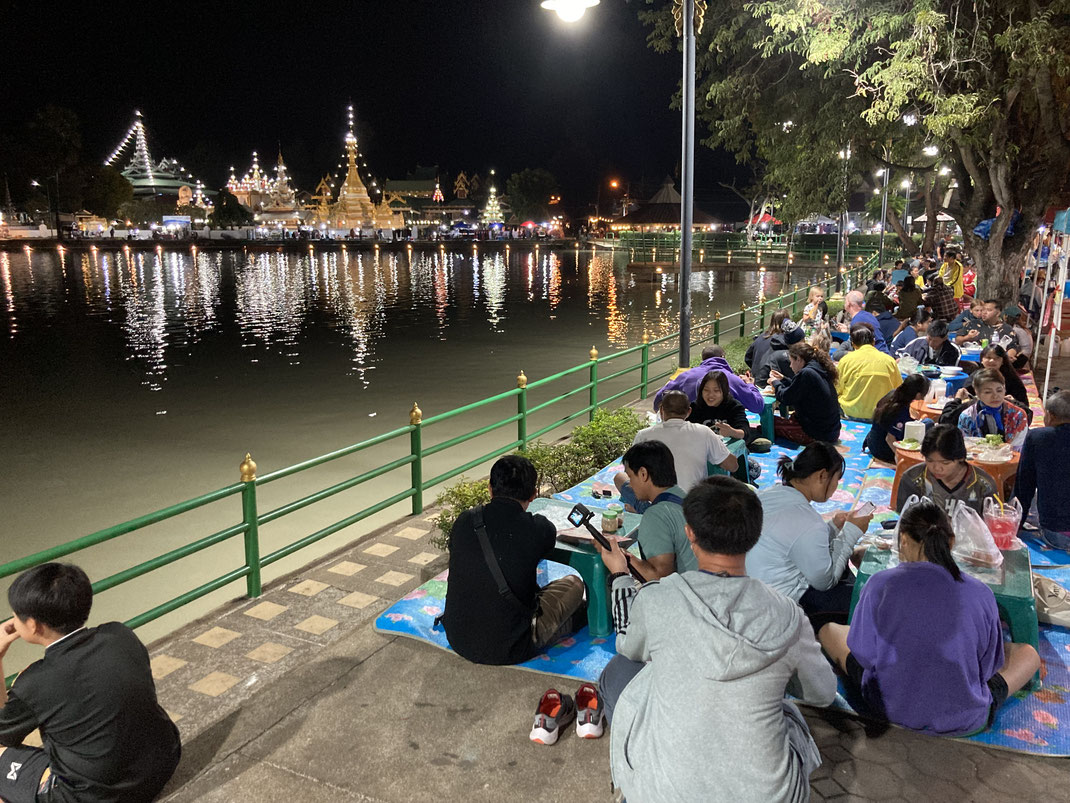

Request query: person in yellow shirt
[
  {"left": 837, "top": 325, "right": 903, "bottom": 420},
  {"left": 939, "top": 249, "right": 965, "bottom": 299}
]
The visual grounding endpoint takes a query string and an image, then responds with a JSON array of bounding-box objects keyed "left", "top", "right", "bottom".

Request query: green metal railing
[{"left": 1, "top": 252, "right": 877, "bottom": 683}]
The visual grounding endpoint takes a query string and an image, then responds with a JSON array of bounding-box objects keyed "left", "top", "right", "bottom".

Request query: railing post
[
  {"left": 759, "top": 299, "right": 767, "bottom": 331},
  {"left": 516, "top": 371, "right": 528, "bottom": 450},
  {"left": 640, "top": 335, "right": 650, "bottom": 399},
  {"left": 713, "top": 311, "right": 721, "bottom": 344},
  {"left": 239, "top": 453, "right": 261, "bottom": 599},
  {"left": 739, "top": 303, "right": 746, "bottom": 339},
  {"left": 793, "top": 283, "right": 800, "bottom": 316},
  {"left": 588, "top": 346, "right": 599, "bottom": 421},
  {"left": 409, "top": 402, "right": 423, "bottom": 514}
]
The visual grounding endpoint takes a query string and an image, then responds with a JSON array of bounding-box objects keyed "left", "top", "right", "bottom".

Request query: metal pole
[
  {"left": 239, "top": 454, "right": 261, "bottom": 599},
  {"left": 409, "top": 403, "right": 423, "bottom": 515},
  {"left": 678, "top": 0, "right": 696, "bottom": 369},
  {"left": 878, "top": 166, "right": 889, "bottom": 267}
]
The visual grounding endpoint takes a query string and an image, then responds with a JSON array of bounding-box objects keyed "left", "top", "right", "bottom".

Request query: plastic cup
[{"left": 985, "top": 510, "right": 1018, "bottom": 550}]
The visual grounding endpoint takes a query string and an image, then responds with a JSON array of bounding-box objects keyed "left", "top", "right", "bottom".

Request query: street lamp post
[
  {"left": 542, "top": 0, "right": 698, "bottom": 368},
  {"left": 835, "top": 145, "right": 851, "bottom": 295},
  {"left": 877, "top": 166, "right": 890, "bottom": 267},
  {"left": 900, "top": 178, "right": 911, "bottom": 242}
]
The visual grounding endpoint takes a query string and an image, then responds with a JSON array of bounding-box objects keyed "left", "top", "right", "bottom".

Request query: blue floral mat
[
  {"left": 1023, "top": 535, "right": 1070, "bottom": 568},
  {"left": 552, "top": 461, "right": 625, "bottom": 512},
  {"left": 374, "top": 560, "right": 617, "bottom": 683},
  {"left": 798, "top": 622, "right": 1070, "bottom": 756}
]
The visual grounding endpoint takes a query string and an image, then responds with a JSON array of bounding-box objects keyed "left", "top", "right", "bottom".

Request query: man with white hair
[
  {"left": 1016, "top": 391, "right": 1070, "bottom": 550},
  {"left": 836, "top": 291, "right": 890, "bottom": 354}
]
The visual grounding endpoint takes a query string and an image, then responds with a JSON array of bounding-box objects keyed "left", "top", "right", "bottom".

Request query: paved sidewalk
[{"left": 147, "top": 508, "right": 1070, "bottom": 802}]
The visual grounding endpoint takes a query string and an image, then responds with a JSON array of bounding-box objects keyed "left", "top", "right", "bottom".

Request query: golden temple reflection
[{"left": 1, "top": 252, "right": 15, "bottom": 338}]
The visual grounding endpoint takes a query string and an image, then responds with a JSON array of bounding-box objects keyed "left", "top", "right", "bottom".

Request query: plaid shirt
[{"left": 924, "top": 283, "right": 959, "bottom": 320}]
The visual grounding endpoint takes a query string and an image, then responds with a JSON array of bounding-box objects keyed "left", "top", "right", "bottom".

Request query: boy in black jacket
[{"left": 0, "top": 563, "right": 180, "bottom": 802}]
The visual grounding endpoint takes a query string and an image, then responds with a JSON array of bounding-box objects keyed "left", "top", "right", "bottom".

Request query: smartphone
[{"left": 854, "top": 502, "right": 876, "bottom": 517}]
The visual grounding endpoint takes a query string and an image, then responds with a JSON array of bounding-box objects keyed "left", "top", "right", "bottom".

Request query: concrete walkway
[{"left": 146, "top": 502, "right": 1070, "bottom": 802}]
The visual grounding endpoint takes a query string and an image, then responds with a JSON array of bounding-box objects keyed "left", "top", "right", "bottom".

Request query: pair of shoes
[
  {"left": 750, "top": 437, "right": 772, "bottom": 454},
  {"left": 529, "top": 683, "right": 604, "bottom": 744}
]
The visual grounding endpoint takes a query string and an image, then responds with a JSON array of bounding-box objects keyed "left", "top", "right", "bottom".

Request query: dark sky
[{"left": 1, "top": 0, "right": 748, "bottom": 216}]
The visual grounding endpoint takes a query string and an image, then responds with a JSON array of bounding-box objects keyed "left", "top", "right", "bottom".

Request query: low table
[
  {"left": 529, "top": 497, "right": 642, "bottom": 638},
  {"left": 901, "top": 370, "right": 969, "bottom": 394},
  {"left": 758, "top": 394, "right": 777, "bottom": 441},
  {"left": 849, "top": 546, "right": 1040, "bottom": 685}
]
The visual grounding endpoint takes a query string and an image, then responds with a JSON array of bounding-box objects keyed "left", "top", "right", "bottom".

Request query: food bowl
[{"left": 939, "top": 366, "right": 964, "bottom": 376}]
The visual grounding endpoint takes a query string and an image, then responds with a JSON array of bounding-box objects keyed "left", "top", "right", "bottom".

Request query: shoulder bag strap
[{"left": 472, "top": 505, "right": 532, "bottom": 613}]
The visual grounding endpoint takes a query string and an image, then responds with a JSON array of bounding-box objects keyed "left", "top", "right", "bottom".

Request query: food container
[
  {"left": 903, "top": 420, "right": 927, "bottom": 444},
  {"left": 602, "top": 503, "right": 624, "bottom": 534}
]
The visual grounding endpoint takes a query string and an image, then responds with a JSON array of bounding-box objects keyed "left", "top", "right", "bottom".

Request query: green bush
[
  {"left": 429, "top": 477, "right": 491, "bottom": 551},
  {"left": 429, "top": 407, "right": 644, "bottom": 550},
  {"left": 569, "top": 408, "right": 644, "bottom": 471}
]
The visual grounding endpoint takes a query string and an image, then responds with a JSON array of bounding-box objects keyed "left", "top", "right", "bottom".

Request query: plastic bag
[
  {"left": 897, "top": 354, "right": 919, "bottom": 374},
  {"left": 982, "top": 497, "right": 1023, "bottom": 551},
  {"left": 951, "top": 501, "right": 1003, "bottom": 568}
]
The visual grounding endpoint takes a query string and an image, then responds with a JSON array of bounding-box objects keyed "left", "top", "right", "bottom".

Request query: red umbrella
[{"left": 749, "top": 212, "right": 782, "bottom": 225}]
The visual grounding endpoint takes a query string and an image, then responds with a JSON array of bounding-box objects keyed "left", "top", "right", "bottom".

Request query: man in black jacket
[
  {"left": 0, "top": 563, "right": 180, "bottom": 803},
  {"left": 440, "top": 456, "right": 586, "bottom": 665}
]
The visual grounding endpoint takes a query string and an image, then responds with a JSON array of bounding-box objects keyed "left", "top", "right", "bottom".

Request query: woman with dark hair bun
[
  {"left": 818, "top": 499, "right": 1040, "bottom": 736},
  {"left": 864, "top": 374, "right": 931, "bottom": 462},
  {"left": 769, "top": 342, "right": 841, "bottom": 444},
  {"left": 746, "top": 442, "right": 873, "bottom": 628}
]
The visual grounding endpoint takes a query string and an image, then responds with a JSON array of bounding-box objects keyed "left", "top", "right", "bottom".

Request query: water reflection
[{"left": 0, "top": 248, "right": 827, "bottom": 396}]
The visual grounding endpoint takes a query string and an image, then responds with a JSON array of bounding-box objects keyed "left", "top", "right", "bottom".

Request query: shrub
[
  {"left": 429, "top": 407, "right": 644, "bottom": 550},
  {"left": 569, "top": 408, "right": 644, "bottom": 471},
  {"left": 429, "top": 477, "right": 490, "bottom": 552}
]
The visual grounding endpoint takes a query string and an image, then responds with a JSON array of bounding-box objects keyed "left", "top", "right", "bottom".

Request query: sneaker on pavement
[
  {"left": 529, "top": 689, "right": 576, "bottom": 745},
  {"left": 575, "top": 682, "right": 604, "bottom": 739}
]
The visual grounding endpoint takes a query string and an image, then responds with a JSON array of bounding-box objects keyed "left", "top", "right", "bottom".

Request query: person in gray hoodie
[{"left": 595, "top": 476, "right": 837, "bottom": 803}]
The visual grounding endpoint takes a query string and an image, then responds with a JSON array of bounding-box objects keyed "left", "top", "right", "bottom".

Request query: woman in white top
[{"left": 746, "top": 442, "right": 873, "bottom": 628}]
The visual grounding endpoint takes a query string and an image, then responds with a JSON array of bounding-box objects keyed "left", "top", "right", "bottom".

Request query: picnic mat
[
  {"left": 552, "top": 460, "right": 623, "bottom": 512},
  {"left": 1022, "top": 372, "right": 1045, "bottom": 428},
  {"left": 373, "top": 560, "right": 615, "bottom": 683},
  {"left": 376, "top": 557, "right": 1070, "bottom": 756}
]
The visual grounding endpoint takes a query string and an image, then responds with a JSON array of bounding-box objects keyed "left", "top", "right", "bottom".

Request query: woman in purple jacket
[{"left": 818, "top": 500, "right": 1039, "bottom": 735}]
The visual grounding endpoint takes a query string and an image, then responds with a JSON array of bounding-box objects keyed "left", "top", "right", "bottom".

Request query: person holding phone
[{"left": 747, "top": 443, "right": 873, "bottom": 629}]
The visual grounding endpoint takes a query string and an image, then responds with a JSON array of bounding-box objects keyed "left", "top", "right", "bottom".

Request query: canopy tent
[
  {"left": 610, "top": 177, "right": 722, "bottom": 231},
  {"left": 749, "top": 212, "right": 782, "bottom": 225}
]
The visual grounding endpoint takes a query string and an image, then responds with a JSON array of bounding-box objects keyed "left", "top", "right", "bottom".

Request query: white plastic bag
[
  {"left": 951, "top": 501, "right": 1003, "bottom": 568},
  {"left": 897, "top": 354, "right": 919, "bottom": 374}
]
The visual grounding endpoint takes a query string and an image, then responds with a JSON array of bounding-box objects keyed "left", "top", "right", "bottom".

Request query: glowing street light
[{"left": 541, "top": 0, "right": 599, "bottom": 22}]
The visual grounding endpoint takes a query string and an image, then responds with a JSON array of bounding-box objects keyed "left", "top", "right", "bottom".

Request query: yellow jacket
[
  {"left": 837, "top": 345, "right": 903, "bottom": 420},
  {"left": 940, "top": 259, "right": 965, "bottom": 298}
]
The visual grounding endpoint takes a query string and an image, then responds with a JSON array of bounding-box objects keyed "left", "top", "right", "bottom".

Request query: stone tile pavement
[{"left": 145, "top": 506, "right": 1070, "bottom": 801}]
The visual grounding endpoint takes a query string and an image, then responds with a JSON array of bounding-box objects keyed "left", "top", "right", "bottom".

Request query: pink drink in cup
[{"left": 985, "top": 510, "right": 1018, "bottom": 550}]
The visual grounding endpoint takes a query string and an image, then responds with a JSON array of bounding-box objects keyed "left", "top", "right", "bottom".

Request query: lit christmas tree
[{"left": 482, "top": 185, "right": 503, "bottom": 226}]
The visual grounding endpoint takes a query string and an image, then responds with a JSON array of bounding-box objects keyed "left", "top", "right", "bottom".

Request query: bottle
[{"left": 601, "top": 510, "right": 620, "bottom": 534}]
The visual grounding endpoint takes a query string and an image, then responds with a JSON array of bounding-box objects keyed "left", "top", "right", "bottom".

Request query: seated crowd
[{"left": 4, "top": 257, "right": 1062, "bottom": 802}]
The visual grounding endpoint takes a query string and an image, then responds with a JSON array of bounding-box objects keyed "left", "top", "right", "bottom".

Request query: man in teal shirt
[{"left": 619, "top": 441, "right": 693, "bottom": 577}]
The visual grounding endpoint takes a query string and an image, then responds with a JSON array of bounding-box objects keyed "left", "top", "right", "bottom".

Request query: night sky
[{"left": 2, "top": 1, "right": 747, "bottom": 216}]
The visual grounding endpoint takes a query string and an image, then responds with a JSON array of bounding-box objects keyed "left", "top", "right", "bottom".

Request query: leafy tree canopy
[
  {"left": 642, "top": 0, "right": 1070, "bottom": 301},
  {"left": 505, "top": 168, "right": 559, "bottom": 222},
  {"left": 208, "top": 189, "right": 254, "bottom": 228}
]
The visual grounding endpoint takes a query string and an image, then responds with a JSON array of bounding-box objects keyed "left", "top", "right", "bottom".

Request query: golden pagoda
[{"left": 332, "top": 105, "right": 381, "bottom": 229}]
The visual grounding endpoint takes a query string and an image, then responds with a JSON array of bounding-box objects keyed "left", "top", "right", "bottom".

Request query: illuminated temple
[{"left": 330, "top": 106, "right": 399, "bottom": 230}]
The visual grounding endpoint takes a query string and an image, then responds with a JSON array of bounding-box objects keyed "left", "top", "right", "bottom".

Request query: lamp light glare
[{"left": 541, "top": 0, "right": 599, "bottom": 23}]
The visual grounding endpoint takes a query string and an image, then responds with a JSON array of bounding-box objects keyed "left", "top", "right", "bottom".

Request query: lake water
[{"left": 0, "top": 245, "right": 822, "bottom": 652}]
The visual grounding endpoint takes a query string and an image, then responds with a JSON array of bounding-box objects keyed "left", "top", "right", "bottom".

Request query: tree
[
  {"left": 505, "top": 168, "right": 558, "bottom": 222},
  {"left": 208, "top": 189, "right": 253, "bottom": 228},
  {"left": 642, "top": 0, "right": 1070, "bottom": 303},
  {"left": 82, "top": 166, "right": 133, "bottom": 219},
  {"left": 116, "top": 198, "right": 165, "bottom": 226}
]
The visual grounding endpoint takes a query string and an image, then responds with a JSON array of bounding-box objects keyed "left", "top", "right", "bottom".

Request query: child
[
  {"left": 800, "top": 286, "right": 827, "bottom": 327},
  {"left": 957, "top": 368, "right": 1028, "bottom": 447},
  {"left": 864, "top": 374, "right": 932, "bottom": 462},
  {"left": 818, "top": 500, "right": 1040, "bottom": 736},
  {"left": 0, "top": 563, "right": 181, "bottom": 803}
]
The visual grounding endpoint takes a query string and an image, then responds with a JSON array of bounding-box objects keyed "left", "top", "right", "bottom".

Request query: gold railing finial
[
  {"left": 715, "top": 310, "right": 721, "bottom": 319},
  {"left": 589, "top": 346, "right": 599, "bottom": 361},
  {"left": 740, "top": 302, "right": 746, "bottom": 311},
  {"left": 517, "top": 370, "right": 527, "bottom": 389},
  {"left": 239, "top": 453, "right": 257, "bottom": 482},
  {"left": 642, "top": 333, "right": 650, "bottom": 344},
  {"left": 410, "top": 402, "right": 423, "bottom": 426}
]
